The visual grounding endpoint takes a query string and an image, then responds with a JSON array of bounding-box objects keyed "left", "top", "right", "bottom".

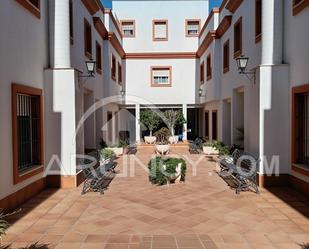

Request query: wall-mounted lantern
[{"left": 235, "top": 55, "right": 256, "bottom": 84}]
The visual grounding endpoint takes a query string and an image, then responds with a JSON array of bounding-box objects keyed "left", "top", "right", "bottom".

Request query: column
[
  {"left": 182, "top": 104, "right": 187, "bottom": 141},
  {"left": 49, "top": 0, "right": 71, "bottom": 68},
  {"left": 135, "top": 104, "right": 141, "bottom": 143}
]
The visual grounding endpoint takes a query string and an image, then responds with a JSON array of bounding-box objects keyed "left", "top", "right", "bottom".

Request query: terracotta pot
[{"left": 144, "top": 136, "right": 156, "bottom": 144}]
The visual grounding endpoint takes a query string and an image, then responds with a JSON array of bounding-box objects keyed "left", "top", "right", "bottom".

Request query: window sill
[
  {"left": 234, "top": 50, "right": 242, "bottom": 59},
  {"left": 85, "top": 51, "right": 92, "bottom": 59},
  {"left": 14, "top": 165, "right": 44, "bottom": 185},
  {"left": 123, "top": 35, "right": 135, "bottom": 38},
  {"left": 293, "top": 0, "right": 309, "bottom": 16},
  {"left": 153, "top": 38, "right": 168, "bottom": 42},
  {"left": 97, "top": 68, "right": 102, "bottom": 75},
  {"left": 16, "top": 0, "right": 41, "bottom": 19},
  {"left": 186, "top": 34, "right": 199, "bottom": 37},
  {"left": 255, "top": 34, "right": 262, "bottom": 43},
  {"left": 151, "top": 84, "right": 172, "bottom": 88},
  {"left": 292, "top": 164, "right": 309, "bottom": 177}
]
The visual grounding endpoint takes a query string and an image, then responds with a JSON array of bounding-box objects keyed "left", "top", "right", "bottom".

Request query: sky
[{"left": 101, "top": 0, "right": 223, "bottom": 10}]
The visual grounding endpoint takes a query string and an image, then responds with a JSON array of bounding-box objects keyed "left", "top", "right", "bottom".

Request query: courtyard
[{"left": 1, "top": 147, "right": 308, "bottom": 249}]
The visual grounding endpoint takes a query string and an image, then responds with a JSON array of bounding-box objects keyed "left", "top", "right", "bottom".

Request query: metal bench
[
  {"left": 80, "top": 151, "right": 116, "bottom": 195},
  {"left": 189, "top": 138, "right": 204, "bottom": 154},
  {"left": 219, "top": 149, "right": 259, "bottom": 194}
]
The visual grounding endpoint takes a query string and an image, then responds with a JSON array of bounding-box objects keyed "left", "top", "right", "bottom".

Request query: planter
[
  {"left": 109, "top": 147, "right": 124, "bottom": 156},
  {"left": 144, "top": 136, "right": 156, "bottom": 144},
  {"left": 155, "top": 144, "right": 170, "bottom": 155},
  {"left": 202, "top": 146, "right": 219, "bottom": 155},
  {"left": 168, "top": 136, "right": 179, "bottom": 144}
]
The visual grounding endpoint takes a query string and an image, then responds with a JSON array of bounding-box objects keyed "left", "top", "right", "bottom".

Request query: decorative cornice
[
  {"left": 125, "top": 52, "right": 197, "bottom": 59},
  {"left": 197, "top": 30, "right": 216, "bottom": 57},
  {"left": 199, "top": 8, "right": 219, "bottom": 38},
  {"left": 81, "top": 0, "right": 100, "bottom": 15},
  {"left": 93, "top": 17, "right": 108, "bottom": 39},
  {"left": 215, "top": 15, "right": 232, "bottom": 38},
  {"left": 108, "top": 32, "right": 125, "bottom": 59},
  {"left": 226, "top": 0, "right": 244, "bottom": 13}
]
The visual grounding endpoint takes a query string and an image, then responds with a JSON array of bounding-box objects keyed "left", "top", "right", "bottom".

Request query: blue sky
[{"left": 101, "top": 0, "right": 222, "bottom": 10}]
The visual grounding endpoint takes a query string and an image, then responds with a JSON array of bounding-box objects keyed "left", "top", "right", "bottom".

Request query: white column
[
  {"left": 182, "top": 104, "right": 187, "bottom": 141},
  {"left": 135, "top": 104, "right": 140, "bottom": 143},
  {"left": 261, "top": 0, "right": 283, "bottom": 65},
  {"left": 49, "top": 0, "right": 71, "bottom": 68}
]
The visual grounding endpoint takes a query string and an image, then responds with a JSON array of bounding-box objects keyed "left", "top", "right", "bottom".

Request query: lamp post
[{"left": 235, "top": 55, "right": 256, "bottom": 84}]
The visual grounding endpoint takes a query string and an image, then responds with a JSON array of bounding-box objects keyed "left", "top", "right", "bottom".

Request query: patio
[{"left": 2, "top": 147, "right": 308, "bottom": 249}]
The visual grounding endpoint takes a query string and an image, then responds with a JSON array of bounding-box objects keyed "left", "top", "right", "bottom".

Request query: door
[{"left": 212, "top": 110, "right": 218, "bottom": 140}]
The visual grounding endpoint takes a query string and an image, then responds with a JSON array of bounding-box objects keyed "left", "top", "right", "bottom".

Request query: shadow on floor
[
  {"left": 266, "top": 186, "right": 309, "bottom": 218},
  {"left": 0, "top": 242, "right": 50, "bottom": 249},
  {"left": 5, "top": 189, "right": 59, "bottom": 225}
]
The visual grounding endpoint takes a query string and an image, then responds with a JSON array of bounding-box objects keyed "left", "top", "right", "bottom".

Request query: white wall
[
  {"left": 125, "top": 58, "right": 198, "bottom": 105},
  {"left": 0, "top": 0, "right": 48, "bottom": 199},
  {"left": 113, "top": 0, "right": 209, "bottom": 52}
]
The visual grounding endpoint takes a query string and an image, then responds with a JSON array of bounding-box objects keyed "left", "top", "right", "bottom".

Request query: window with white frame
[
  {"left": 153, "top": 20, "right": 168, "bottom": 41},
  {"left": 151, "top": 67, "right": 172, "bottom": 86},
  {"left": 186, "top": 20, "right": 200, "bottom": 36},
  {"left": 121, "top": 20, "right": 135, "bottom": 37}
]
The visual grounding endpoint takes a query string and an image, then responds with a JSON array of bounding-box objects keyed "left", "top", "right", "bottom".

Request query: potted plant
[
  {"left": 154, "top": 127, "right": 170, "bottom": 155},
  {"left": 164, "top": 110, "right": 186, "bottom": 144},
  {"left": 107, "top": 140, "right": 128, "bottom": 156},
  {"left": 212, "top": 141, "right": 230, "bottom": 156},
  {"left": 100, "top": 148, "right": 116, "bottom": 164},
  {"left": 148, "top": 157, "right": 187, "bottom": 185},
  {"left": 140, "top": 109, "right": 161, "bottom": 144},
  {"left": 202, "top": 140, "right": 219, "bottom": 155}
]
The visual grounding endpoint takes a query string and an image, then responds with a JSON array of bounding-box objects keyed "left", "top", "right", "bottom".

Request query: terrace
[{"left": 1, "top": 147, "right": 308, "bottom": 249}]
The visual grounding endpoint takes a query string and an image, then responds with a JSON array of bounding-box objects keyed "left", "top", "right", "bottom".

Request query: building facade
[{"left": 0, "top": 0, "right": 308, "bottom": 210}]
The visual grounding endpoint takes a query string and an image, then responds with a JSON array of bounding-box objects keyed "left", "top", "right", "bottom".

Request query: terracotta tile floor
[{"left": 2, "top": 147, "right": 309, "bottom": 249}]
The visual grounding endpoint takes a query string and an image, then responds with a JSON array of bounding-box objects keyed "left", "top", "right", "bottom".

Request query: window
[
  {"left": 118, "top": 62, "right": 122, "bottom": 84},
  {"left": 12, "top": 84, "right": 44, "bottom": 184},
  {"left": 212, "top": 110, "right": 218, "bottom": 140},
  {"left": 84, "top": 19, "right": 92, "bottom": 59},
  {"left": 186, "top": 20, "right": 201, "bottom": 37},
  {"left": 200, "top": 61, "right": 205, "bottom": 84},
  {"left": 96, "top": 42, "right": 102, "bottom": 74},
  {"left": 151, "top": 67, "right": 172, "bottom": 87},
  {"left": 293, "top": 0, "right": 309, "bottom": 15},
  {"left": 153, "top": 20, "right": 168, "bottom": 41},
  {"left": 69, "top": 0, "right": 74, "bottom": 44},
  {"left": 234, "top": 17, "right": 242, "bottom": 58},
  {"left": 111, "top": 54, "right": 116, "bottom": 81},
  {"left": 205, "top": 111, "right": 209, "bottom": 139},
  {"left": 255, "top": 0, "right": 262, "bottom": 43},
  {"left": 120, "top": 20, "right": 135, "bottom": 37},
  {"left": 206, "top": 54, "right": 212, "bottom": 80},
  {"left": 292, "top": 85, "right": 309, "bottom": 170},
  {"left": 223, "top": 40, "right": 230, "bottom": 73},
  {"left": 16, "top": 0, "right": 40, "bottom": 18}
]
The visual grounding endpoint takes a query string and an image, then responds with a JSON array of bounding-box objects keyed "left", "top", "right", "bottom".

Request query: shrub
[
  {"left": 154, "top": 127, "right": 171, "bottom": 145},
  {"left": 100, "top": 148, "right": 116, "bottom": 160},
  {"left": 212, "top": 141, "right": 230, "bottom": 155},
  {"left": 148, "top": 157, "right": 187, "bottom": 185},
  {"left": 163, "top": 110, "right": 186, "bottom": 136},
  {"left": 118, "top": 139, "right": 128, "bottom": 148}
]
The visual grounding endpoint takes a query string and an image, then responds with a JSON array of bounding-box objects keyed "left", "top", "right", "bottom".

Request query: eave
[
  {"left": 215, "top": 15, "right": 232, "bottom": 38},
  {"left": 108, "top": 32, "right": 125, "bottom": 59},
  {"left": 81, "top": 0, "right": 100, "bottom": 15},
  {"left": 93, "top": 17, "right": 108, "bottom": 39},
  {"left": 226, "top": 0, "right": 243, "bottom": 13},
  {"left": 197, "top": 30, "right": 216, "bottom": 57},
  {"left": 199, "top": 8, "right": 219, "bottom": 38}
]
